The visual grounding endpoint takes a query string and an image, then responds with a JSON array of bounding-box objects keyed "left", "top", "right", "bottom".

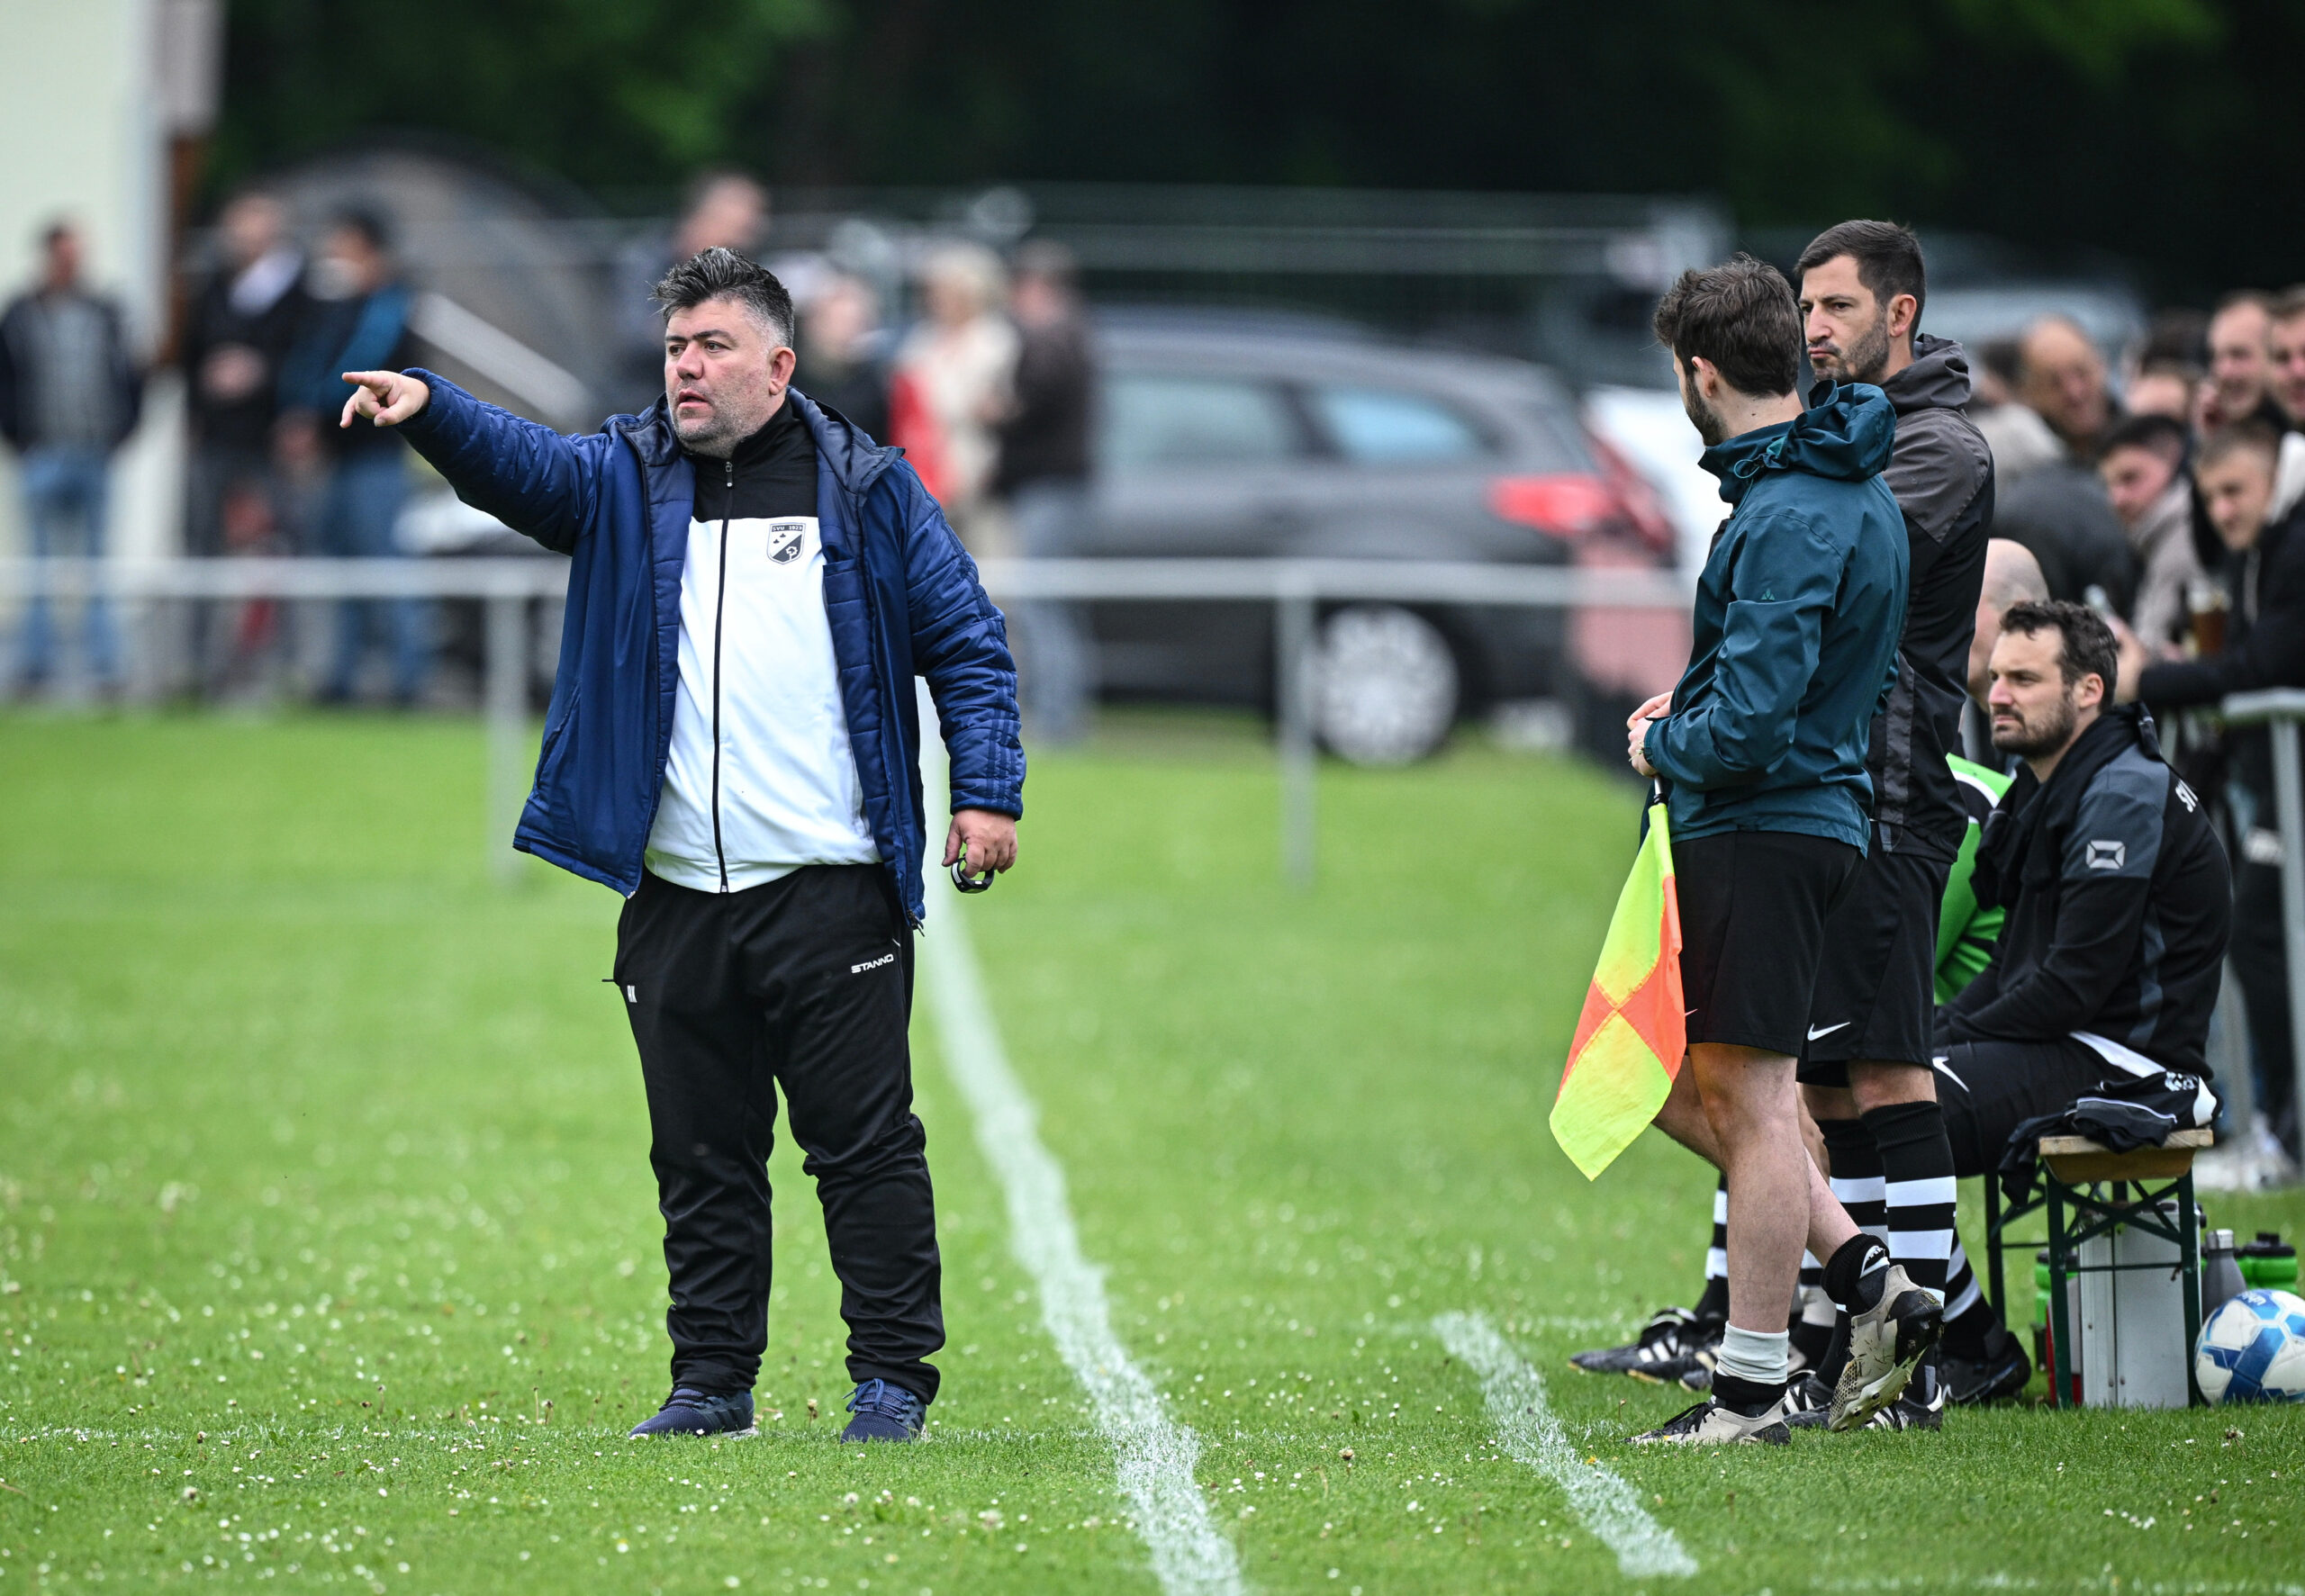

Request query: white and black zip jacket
[{"left": 643, "top": 401, "right": 881, "bottom": 893}]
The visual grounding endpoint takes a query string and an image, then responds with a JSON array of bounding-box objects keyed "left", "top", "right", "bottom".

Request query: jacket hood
[
  {"left": 1702, "top": 382, "right": 1896, "bottom": 503},
  {"left": 790, "top": 389, "right": 906, "bottom": 497},
  {"left": 1882, "top": 333, "right": 1974, "bottom": 414}
]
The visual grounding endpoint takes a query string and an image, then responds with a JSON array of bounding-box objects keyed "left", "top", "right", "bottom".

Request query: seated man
[{"left": 1938, "top": 599, "right": 2230, "bottom": 1177}]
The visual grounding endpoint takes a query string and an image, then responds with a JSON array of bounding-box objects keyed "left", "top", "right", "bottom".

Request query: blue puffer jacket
[
  {"left": 395, "top": 373, "right": 1024, "bottom": 921},
  {"left": 1644, "top": 383, "right": 1908, "bottom": 852}
]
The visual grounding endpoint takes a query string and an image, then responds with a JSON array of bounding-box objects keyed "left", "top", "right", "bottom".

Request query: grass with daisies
[{"left": 2, "top": 708, "right": 2301, "bottom": 1595}]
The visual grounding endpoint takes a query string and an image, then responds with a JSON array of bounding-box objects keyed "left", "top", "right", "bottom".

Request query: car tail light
[
  {"left": 1585, "top": 433, "right": 1678, "bottom": 558},
  {"left": 1487, "top": 473, "right": 1618, "bottom": 539}
]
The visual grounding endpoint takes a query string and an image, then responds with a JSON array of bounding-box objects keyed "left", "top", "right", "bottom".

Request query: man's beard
[
  {"left": 1991, "top": 690, "right": 2080, "bottom": 760},
  {"left": 1813, "top": 312, "right": 1893, "bottom": 387},
  {"left": 1682, "top": 382, "right": 1729, "bottom": 446},
  {"left": 672, "top": 404, "right": 745, "bottom": 459}
]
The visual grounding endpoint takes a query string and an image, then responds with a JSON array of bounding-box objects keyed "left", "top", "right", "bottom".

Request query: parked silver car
[{"left": 1075, "top": 310, "right": 1672, "bottom": 761}]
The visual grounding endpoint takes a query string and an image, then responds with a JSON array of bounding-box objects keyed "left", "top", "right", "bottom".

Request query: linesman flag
[{"left": 1550, "top": 800, "right": 1685, "bottom": 1179}]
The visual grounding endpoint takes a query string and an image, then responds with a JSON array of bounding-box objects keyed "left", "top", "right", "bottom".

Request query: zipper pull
[{"left": 725, "top": 460, "right": 734, "bottom": 488}]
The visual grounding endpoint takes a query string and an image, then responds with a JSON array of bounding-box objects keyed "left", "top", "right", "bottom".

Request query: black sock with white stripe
[
  {"left": 1791, "top": 1250, "right": 1833, "bottom": 1369},
  {"left": 1815, "top": 1117, "right": 1885, "bottom": 1387},
  {"left": 1940, "top": 1238, "right": 1998, "bottom": 1358},
  {"left": 1696, "top": 1176, "right": 1730, "bottom": 1321},
  {"left": 1864, "top": 1100, "right": 1957, "bottom": 1303},
  {"left": 1819, "top": 1115, "right": 1888, "bottom": 1245}
]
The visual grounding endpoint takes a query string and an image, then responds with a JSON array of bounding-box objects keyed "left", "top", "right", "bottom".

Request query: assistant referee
[{"left": 337, "top": 248, "right": 1025, "bottom": 1443}]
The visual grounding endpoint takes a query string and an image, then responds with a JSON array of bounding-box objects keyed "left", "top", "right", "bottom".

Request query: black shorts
[
  {"left": 1796, "top": 843, "right": 1953, "bottom": 1085},
  {"left": 1676, "top": 828, "right": 1862, "bottom": 1059},
  {"left": 1930, "top": 1036, "right": 2125, "bottom": 1178}
]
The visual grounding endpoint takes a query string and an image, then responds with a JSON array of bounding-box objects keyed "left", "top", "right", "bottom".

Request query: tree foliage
[
  {"left": 219, "top": 0, "right": 2304, "bottom": 297},
  {"left": 217, "top": 0, "right": 828, "bottom": 191}
]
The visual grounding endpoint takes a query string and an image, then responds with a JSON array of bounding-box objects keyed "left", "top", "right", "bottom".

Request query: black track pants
[
  {"left": 614, "top": 865, "right": 943, "bottom": 1402},
  {"left": 1931, "top": 1036, "right": 2109, "bottom": 1179}
]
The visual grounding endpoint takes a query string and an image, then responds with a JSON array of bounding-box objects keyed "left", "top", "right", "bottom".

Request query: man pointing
[{"left": 339, "top": 247, "right": 1024, "bottom": 1443}]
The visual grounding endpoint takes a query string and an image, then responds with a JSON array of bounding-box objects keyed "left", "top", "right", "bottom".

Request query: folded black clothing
[{"left": 1995, "top": 1069, "right": 2208, "bottom": 1204}]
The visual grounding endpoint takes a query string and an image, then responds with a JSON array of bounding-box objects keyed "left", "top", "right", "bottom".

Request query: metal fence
[
  {"left": 2221, "top": 689, "right": 2305, "bottom": 1153},
  {"left": 0, "top": 555, "right": 1687, "bottom": 886},
  {"left": 7, "top": 554, "right": 2303, "bottom": 1141}
]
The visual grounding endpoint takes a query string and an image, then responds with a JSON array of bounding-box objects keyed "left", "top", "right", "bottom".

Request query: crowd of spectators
[
  {"left": 1959, "top": 291, "right": 2305, "bottom": 1166},
  {"left": 5, "top": 198, "right": 2298, "bottom": 1087},
  {"left": 0, "top": 198, "right": 431, "bottom": 703},
  {"left": 1, "top": 174, "right": 1101, "bottom": 723}
]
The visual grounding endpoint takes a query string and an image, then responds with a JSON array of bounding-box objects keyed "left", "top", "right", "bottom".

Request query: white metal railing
[
  {"left": 0, "top": 555, "right": 1688, "bottom": 886},
  {"left": 2220, "top": 688, "right": 2305, "bottom": 1150},
  {"left": 0, "top": 556, "right": 567, "bottom": 886}
]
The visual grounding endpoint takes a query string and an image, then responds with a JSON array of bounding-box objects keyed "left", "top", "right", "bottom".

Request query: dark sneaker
[
  {"left": 837, "top": 1379, "right": 927, "bottom": 1443},
  {"left": 1831, "top": 1264, "right": 1940, "bottom": 1431},
  {"left": 1571, "top": 1307, "right": 1724, "bottom": 1379},
  {"left": 1628, "top": 1395, "right": 1790, "bottom": 1446},
  {"left": 1942, "top": 1329, "right": 2031, "bottom": 1406},
  {"left": 1862, "top": 1384, "right": 1945, "bottom": 1431},
  {"left": 1674, "top": 1345, "right": 1717, "bottom": 1392},
  {"left": 1803, "top": 1361, "right": 1946, "bottom": 1432},
  {"left": 628, "top": 1387, "right": 756, "bottom": 1439},
  {"left": 1779, "top": 1373, "right": 1836, "bottom": 1429}
]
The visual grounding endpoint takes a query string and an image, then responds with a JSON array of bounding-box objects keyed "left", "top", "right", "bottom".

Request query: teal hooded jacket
[{"left": 1643, "top": 383, "right": 1909, "bottom": 852}]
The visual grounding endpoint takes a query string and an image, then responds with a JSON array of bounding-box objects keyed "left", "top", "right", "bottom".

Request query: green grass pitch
[{"left": 1, "top": 710, "right": 2300, "bottom": 1594}]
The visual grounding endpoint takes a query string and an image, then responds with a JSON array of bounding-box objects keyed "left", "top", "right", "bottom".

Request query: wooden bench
[{"left": 1984, "top": 1128, "right": 2212, "bottom": 1408}]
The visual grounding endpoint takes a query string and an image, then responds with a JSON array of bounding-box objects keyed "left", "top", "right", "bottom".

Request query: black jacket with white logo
[{"left": 1948, "top": 705, "right": 2229, "bottom": 1073}]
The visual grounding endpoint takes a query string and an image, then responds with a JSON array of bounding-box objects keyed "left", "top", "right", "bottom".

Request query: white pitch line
[
  {"left": 1433, "top": 1312, "right": 1697, "bottom": 1579},
  {"left": 917, "top": 791, "right": 1242, "bottom": 1588}
]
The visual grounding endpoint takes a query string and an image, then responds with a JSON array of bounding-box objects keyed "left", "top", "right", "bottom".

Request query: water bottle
[{"left": 2202, "top": 1229, "right": 2247, "bottom": 1315}]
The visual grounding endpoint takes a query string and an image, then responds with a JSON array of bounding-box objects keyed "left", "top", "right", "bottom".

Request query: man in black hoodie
[{"left": 1786, "top": 221, "right": 1994, "bottom": 1429}]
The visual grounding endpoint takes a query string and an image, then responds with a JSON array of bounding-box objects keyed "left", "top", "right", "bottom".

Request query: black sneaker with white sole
[
  {"left": 1628, "top": 1395, "right": 1791, "bottom": 1446},
  {"left": 1941, "top": 1327, "right": 2031, "bottom": 1406},
  {"left": 1830, "top": 1263, "right": 1941, "bottom": 1431},
  {"left": 1675, "top": 1345, "right": 1718, "bottom": 1392},
  {"left": 1862, "top": 1382, "right": 1944, "bottom": 1430},
  {"left": 1779, "top": 1372, "right": 1835, "bottom": 1429},
  {"left": 1569, "top": 1306, "right": 1723, "bottom": 1379},
  {"left": 1797, "top": 1359, "right": 1946, "bottom": 1432}
]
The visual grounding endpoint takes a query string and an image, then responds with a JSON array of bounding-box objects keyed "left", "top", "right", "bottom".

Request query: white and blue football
[{"left": 2195, "top": 1288, "right": 2305, "bottom": 1403}]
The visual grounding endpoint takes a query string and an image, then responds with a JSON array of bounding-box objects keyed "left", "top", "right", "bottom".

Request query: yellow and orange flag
[{"left": 1550, "top": 801, "right": 1686, "bottom": 1179}]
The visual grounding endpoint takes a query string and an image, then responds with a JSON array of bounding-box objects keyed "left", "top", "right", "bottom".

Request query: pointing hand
[{"left": 338, "top": 370, "right": 431, "bottom": 430}]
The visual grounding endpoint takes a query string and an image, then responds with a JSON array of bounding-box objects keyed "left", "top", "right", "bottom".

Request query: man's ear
[
  {"left": 1687, "top": 356, "right": 1717, "bottom": 400},
  {"left": 2076, "top": 672, "right": 2107, "bottom": 712},
  {"left": 1887, "top": 293, "right": 1920, "bottom": 343}
]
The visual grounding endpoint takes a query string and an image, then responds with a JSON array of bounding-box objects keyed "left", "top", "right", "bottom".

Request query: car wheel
[{"left": 1311, "top": 604, "right": 1460, "bottom": 764}]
